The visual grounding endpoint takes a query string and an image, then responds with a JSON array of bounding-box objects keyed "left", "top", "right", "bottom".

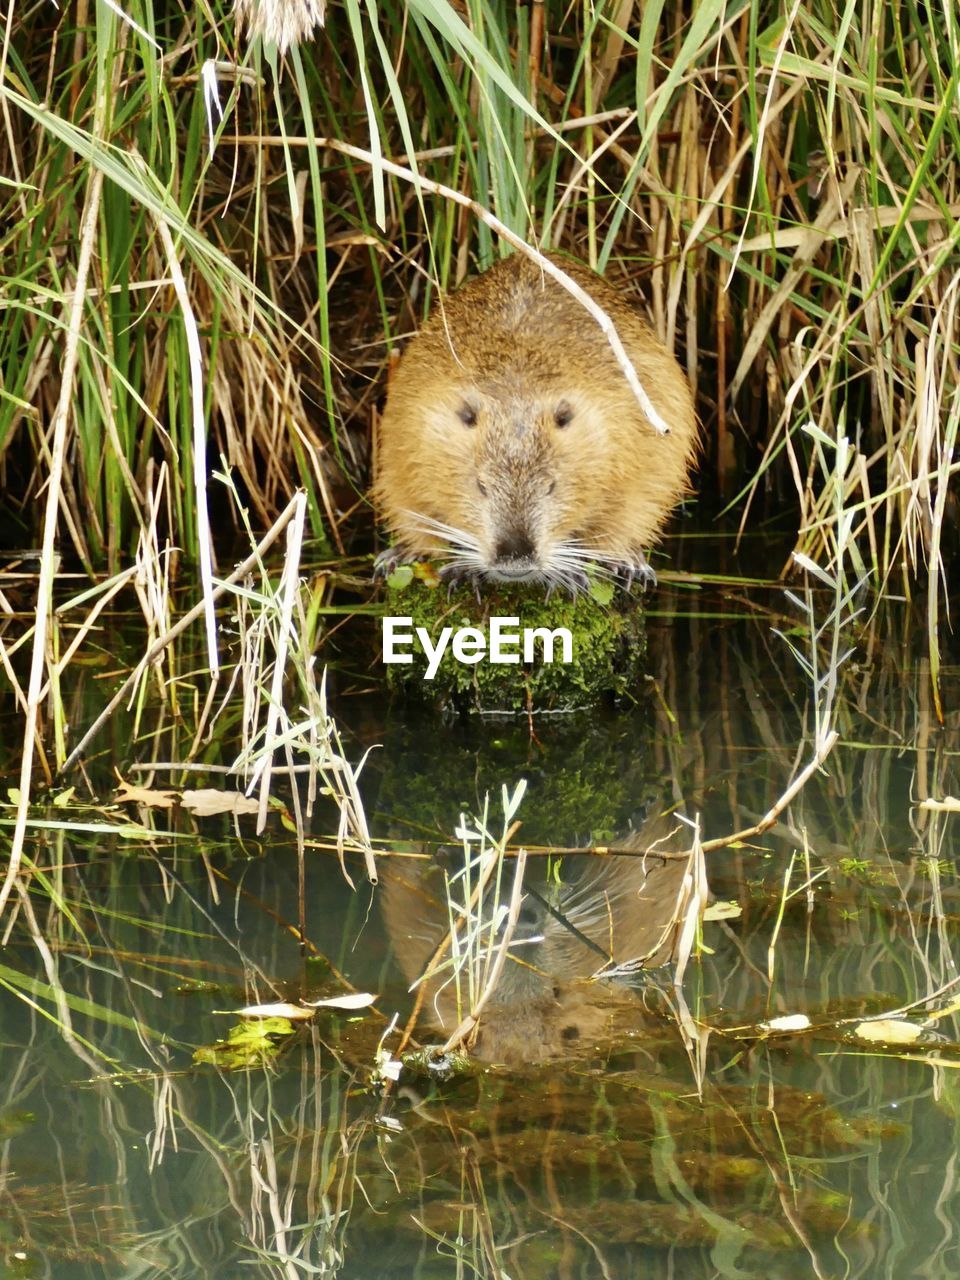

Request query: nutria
[
  {"left": 374, "top": 252, "right": 699, "bottom": 590},
  {"left": 380, "top": 812, "right": 689, "bottom": 1064}
]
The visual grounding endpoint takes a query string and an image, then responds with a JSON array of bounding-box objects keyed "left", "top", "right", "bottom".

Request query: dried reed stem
[
  {"left": 1, "top": 162, "right": 104, "bottom": 917},
  {"left": 60, "top": 495, "right": 303, "bottom": 773},
  {"left": 255, "top": 491, "right": 306, "bottom": 833},
  {"left": 155, "top": 215, "right": 219, "bottom": 677}
]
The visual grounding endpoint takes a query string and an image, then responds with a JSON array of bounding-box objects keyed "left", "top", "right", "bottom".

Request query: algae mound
[{"left": 380, "top": 563, "right": 646, "bottom": 713}]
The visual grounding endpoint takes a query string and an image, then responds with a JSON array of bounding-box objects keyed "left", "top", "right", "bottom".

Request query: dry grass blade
[
  {"left": 60, "top": 496, "right": 304, "bottom": 773},
  {"left": 672, "top": 817, "right": 707, "bottom": 987},
  {"left": 440, "top": 848, "right": 528, "bottom": 1056},
  {"left": 728, "top": 170, "right": 860, "bottom": 402},
  {"left": 155, "top": 216, "right": 219, "bottom": 677},
  {"left": 254, "top": 492, "right": 308, "bottom": 833}
]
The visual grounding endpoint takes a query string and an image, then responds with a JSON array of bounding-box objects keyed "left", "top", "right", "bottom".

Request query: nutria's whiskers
[
  {"left": 407, "top": 513, "right": 483, "bottom": 560},
  {"left": 549, "top": 542, "right": 618, "bottom": 576}
]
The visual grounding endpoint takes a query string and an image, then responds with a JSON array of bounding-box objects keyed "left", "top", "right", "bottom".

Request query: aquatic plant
[{"left": 1, "top": 0, "right": 954, "bottom": 576}]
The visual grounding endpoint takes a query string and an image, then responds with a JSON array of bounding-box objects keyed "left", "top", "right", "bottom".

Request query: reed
[
  {"left": 401, "top": 781, "right": 529, "bottom": 1056},
  {"left": 1, "top": 0, "right": 955, "bottom": 579}
]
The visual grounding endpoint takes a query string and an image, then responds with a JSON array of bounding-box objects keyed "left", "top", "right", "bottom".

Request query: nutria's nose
[{"left": 493, "top": 530, "right": 536, "bottom": 564}]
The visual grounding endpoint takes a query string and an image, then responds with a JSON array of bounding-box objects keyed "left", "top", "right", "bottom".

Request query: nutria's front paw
[
  {"left": 545, "top": 567, "right": 591, "bottom": 600},
  {"left": 437, "top": 562, "right": 470, "bottom": 586},
  {"left": 615, "top": 555, "right": 657, "bottom": 593},
  {"left": 374, "top": 547, "right": 405, "bottom": 578},
  {"left": 438, "top": 563, "right": 485, "bottom": 602}
]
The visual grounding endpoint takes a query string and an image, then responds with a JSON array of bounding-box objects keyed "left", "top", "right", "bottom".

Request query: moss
[{"left": 379, "top": 562, "right": 647, "bottom": 714}]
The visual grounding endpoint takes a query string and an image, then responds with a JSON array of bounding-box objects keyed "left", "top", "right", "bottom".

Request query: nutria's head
[
  {"left": 399, "top": 372, "right": 617, "bottom": 589},
  {"left": 374, "top": 254, "right": 699, "bottom": 589}
]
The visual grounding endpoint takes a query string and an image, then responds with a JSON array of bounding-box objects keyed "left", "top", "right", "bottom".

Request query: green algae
[
  {"left": 192, "top": 1017, "right": 294, "bottom": 1069},
  {"left": 379, "top": 564, "right": 647, "bottom": 713}
]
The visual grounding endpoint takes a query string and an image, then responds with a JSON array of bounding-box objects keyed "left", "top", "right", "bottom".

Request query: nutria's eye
[
  {"left": 546, "top": 480, "right": 556, "bottom": 496},
  {"left": 554, "top": 402, "right": 574, "bottom": 428},
  {"left": 457, "top": 404, "right": 478, "bottom": 427},
  {"left": 477, "top": 478, "right": 488, "bottom": 497}
]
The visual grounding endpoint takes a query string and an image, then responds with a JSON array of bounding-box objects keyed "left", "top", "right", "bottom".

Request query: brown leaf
[
  {"left": 180, "top": 789, "right": 261, "bottom": 816},
  {"left": 238, "top": 1002, "right": 317, "bottom": 1022},
  {"left": 115, "top": 780, "right": 179, "bottom": 809},
  {"left": 302, "top": 992, "right": 378, "bottom": 1010},
  {"left": 920, "top": 796, "right": 960, "bottom": 812},
  {"left": 759, "top": 1014, "right": 811, "bottom": 1034}
]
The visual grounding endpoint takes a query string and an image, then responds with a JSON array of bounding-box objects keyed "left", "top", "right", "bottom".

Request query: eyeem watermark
[{"left": 382, "top": 616, "right": 574, "bottom": 680}]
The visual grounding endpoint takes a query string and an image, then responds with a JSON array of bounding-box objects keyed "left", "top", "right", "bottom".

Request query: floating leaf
[
  {"left": 378, "top": 1055, "right": 402, "bottom": 1082},
  {"left": 759, "top": 1014, "right": 811, "bottom": 1033},
  {"left": 302, "top": 991, "right": 378, "bottom": 1010},
  {"left": 853, "top": 1019, "right": 924, "bottom": 1044},
  {"left": 180, "top": 789, "right": 260, "bottom": 816},
  {"left": 237, "top": 1002, "right": 317, "bottom": 1021},
  {"left": 703, "top": 900, "right": 742, "bottom": 921},
  {"left": 115, "top": 780, "right": 178, "bottom": 809},
  {"left": 920, "top": 796, "right": 960, "bottom": 812},
  {"left": 193, "top": 1017, "right": 295, "bottom": 1069}
]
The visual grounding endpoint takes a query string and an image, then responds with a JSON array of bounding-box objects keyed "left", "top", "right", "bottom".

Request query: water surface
[{"left": 2, "top": 551, "right": 959, "bottom": 1279}]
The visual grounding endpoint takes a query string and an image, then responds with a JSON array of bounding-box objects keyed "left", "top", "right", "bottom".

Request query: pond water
[{"left": 2, "top": 537, "right": 959, "bottom": 1279}]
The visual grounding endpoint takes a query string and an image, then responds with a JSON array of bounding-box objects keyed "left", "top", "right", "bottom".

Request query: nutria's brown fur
[
  {"left": 374, "top": 253, "right": 699, "bottom": 589},
  {"left": 379, "top": 812, "right": 689, "bottom": 1064}
]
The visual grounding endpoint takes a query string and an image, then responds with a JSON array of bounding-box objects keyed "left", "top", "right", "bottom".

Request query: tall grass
[
  {"left": 2, "top": 0, "right": 957, "bottom": 574},
  {"left": 1, "top": 0, "right": 958, "bottom": 821}
]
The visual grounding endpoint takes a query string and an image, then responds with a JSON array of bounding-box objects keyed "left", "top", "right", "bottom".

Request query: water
[{"left": 2, "top": 550, "right": 959, "bottom": 1279}]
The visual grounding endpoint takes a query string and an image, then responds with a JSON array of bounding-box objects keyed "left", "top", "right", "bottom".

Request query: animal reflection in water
[{"left": 380, "top": 815, "right": 691, "bottom": 1064}]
